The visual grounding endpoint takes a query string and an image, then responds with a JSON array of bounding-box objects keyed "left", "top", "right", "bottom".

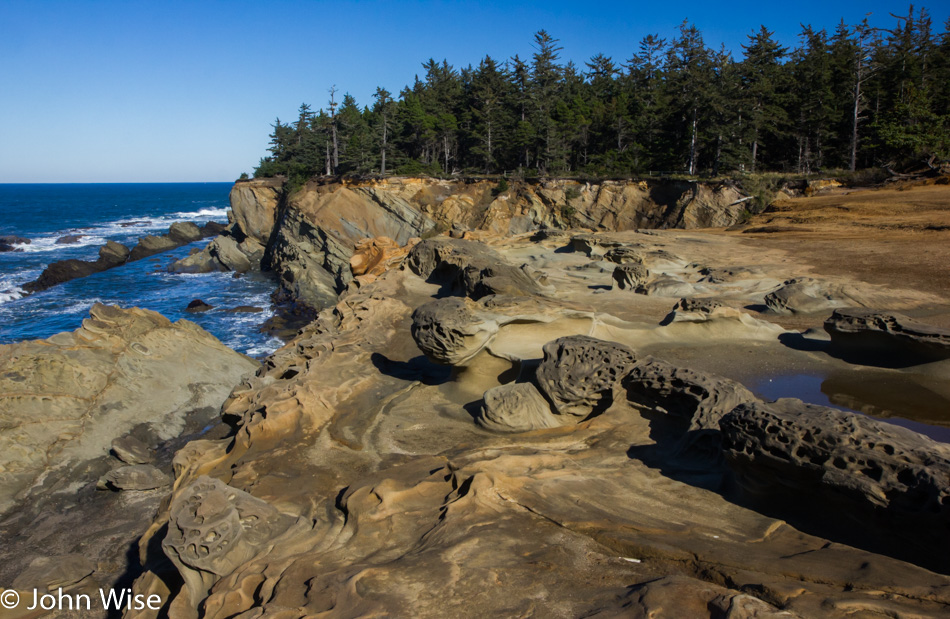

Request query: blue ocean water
[{"left": 0, "top": 183, "right": 283, "bottom": 357}]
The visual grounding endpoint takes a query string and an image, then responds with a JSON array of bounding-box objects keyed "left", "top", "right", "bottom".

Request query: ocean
[{"left": 0, "top": 183, "right": 282, "bottom": 357}]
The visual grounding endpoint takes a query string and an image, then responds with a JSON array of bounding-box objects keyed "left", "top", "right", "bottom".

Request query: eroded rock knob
[
  {"left": 411, "top": 298, "right": 499, "bottom": 366},
  {"left": 163, "top": 476, "right": 300, "bottom": 603},
  {"left": 478, "top": 382, "right": 561, "bottom": 433},
  {"left": 536, "top": 335, "right": 639, "bottom": 418}
]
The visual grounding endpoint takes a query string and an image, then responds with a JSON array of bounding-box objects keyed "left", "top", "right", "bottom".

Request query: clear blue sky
[{"left": 1, "top": 0, "right": 946, "bottom": 182}]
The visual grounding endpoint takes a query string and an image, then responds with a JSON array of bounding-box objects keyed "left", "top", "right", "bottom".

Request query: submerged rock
[
  {"left": 185, "top": 299, "right": 214, "bottom": 312},
  {"left": 22, "top": 241, "right": 131, "bottom": 292}
]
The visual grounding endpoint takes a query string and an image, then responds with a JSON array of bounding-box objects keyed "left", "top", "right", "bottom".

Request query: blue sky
[{"left": 1, "top": 0, "right": 946, "bottom": 182}]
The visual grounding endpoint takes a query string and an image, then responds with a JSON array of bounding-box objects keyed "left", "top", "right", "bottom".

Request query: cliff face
[{"left": 225, "top": 176, "right": 749, "bottom": 310}]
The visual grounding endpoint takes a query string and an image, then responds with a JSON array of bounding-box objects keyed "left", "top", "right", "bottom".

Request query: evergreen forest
[{"left": 254, "top": 7, "right": 950, "bottom": 182}]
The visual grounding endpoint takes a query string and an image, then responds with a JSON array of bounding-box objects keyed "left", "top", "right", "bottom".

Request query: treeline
[{"left": 254, "top": 7, "right": 950, "bottom": 181}]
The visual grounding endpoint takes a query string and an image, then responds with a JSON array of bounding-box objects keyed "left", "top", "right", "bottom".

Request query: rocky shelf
[{"left": 3, "top": 177, "right": 950, "bottom": 618}]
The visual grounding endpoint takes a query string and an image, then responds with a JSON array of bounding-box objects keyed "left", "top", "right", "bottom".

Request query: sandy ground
[{"left": 728, "top": 181, "right": 950, "bottom": 326}]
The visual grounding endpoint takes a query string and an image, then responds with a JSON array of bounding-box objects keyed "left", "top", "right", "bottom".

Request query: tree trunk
[
  {"left": 688, "top": 109, "right": 698, "bottom": 176},
  {"left": 380, "top": 114, "right": 387, "bottom": 176},
  {"left": 332, "top": 122, "right": 339, "bottom": 173}
]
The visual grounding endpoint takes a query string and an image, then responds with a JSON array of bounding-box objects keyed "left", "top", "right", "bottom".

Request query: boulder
[
  {"left": 129, "top": 234, "right": 178, "bottom": 261},
  {"left": 97, "top": 464, "right": 169, "bottom": 491},
  {"left": 185, "top": 299, "right": 214, "bottom": 312},
  {"left": 478, "top": 382, "right": 561, "bottom": 433},
  {"left": 661, "top": 298, "right": 724, "bottom": 322},
  {"left": 411, "top": 298, "right": 499, "bottom": 366},
  {"left": 168, "top": 221, "right": 203, "bottom": 244},
  {"left": 200, "top": 221, "right": 228, "bottom": 237},
  {"left": 406, "top": 238, "right": 541, "bottom": 300},
  {"left": 612, "top": 263, "right": 649, "bottom": 290},
  {"left": 536, "top": 335, "right": 639, "bottom": 419},
  {"left": 98, "top": 240, "right": 131, "bottom": 266},
  {"left": 167, "top": 245, "right": 225, "bottom": 274},
  {"left": 635, "top": 275, "right": 696, "bottom": 297},
  {"left": 111, "top": 435, "right": 153, "bottom": 464},
  {"left": 210, "top": 236, "right": 253, "bottom": 273},
  {"left": 55, "top": 234, "right": 84, "bottom": 244},
  {"left": 604, "top": 245, "right": 645, "bottom": 264},
  {"left": 764, "top": 278, "right": 845, "bottom": 314},
  {"left": 824, "top": 309, "right": 950, "bottom": 364}
]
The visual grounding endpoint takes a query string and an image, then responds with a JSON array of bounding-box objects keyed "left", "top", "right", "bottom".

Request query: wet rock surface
[{"left": 22, "top": 222, "right": 218, "bottom": 293}]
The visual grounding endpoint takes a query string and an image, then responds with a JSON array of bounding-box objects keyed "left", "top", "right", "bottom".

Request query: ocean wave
[
  {"left": 9, "top": 206, "right": 230, "bottom": 254},
  {"left": 244, "top": 337, "right": 285, "bottom": 358},
  {"left": 0, "top": 286, "right": 27, "bottom": 304}
]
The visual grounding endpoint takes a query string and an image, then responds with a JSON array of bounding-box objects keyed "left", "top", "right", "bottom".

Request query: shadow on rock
[{"left": 370, "top": 353, "right": 452, "bottom": 385}]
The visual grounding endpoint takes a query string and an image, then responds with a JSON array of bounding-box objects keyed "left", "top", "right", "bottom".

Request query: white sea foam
[
  {"left": 245, "top": 337, "right": 285, "bottom": 358},
  {"left": 0, "top": 286, "right": 27, "bottom": 304},
  {"left": 12, "top": 206, "right": 229, "bottom": 254}
]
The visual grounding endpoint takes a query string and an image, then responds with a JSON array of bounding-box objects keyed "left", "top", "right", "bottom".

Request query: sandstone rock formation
[
  {"left": 536, "top": 335, "right": 639, "bottom": 418},
  {"left": 612, "top": 262, "right": 649, "bottom": 290},
  {"left": 117, "top": 240, "right": 950, "bottom": 618},
  {"left": 0, "top": 303, "right": 257, "bottom": 514},
  {"left": 202, "top": 177, "right": 754, "bottom": 313},
  {"left": 478, "top": 382, "right": 562, "bottom": 432},
  {"left": 163, "top": 476, "right": 308, "bottom": 606},
  {"left": 406, "top": 238, "right": 543, "bottom": 299},
  {"left": 764, "top": 277, "right": 867, "bottom": 314},
  {"left": 825, "top": 308, "right": 950, "bottom": 363},
  {"left": 721, "top": 399, "right": 950, "bottom": 567},
  {"left": 97, "top": 464, "right": 169, "bottom": 491}
]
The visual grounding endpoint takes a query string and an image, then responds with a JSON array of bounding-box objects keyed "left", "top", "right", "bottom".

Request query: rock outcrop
[
  {"left": 23, "top": 222, "right": 219, "bottom": 293},
  {"left": 721, "top": 399, "right": 950, "bottom": 558},
  {"left": 163, "top": 476, "right": 308, "bottom": 606},
  {"left": 825, "top": 308, "right": 950, "bottom": 364},
  {"left": 536, "top": 335, "right": 639, "bottom": 418},
  {"left": 210, "top": 177, "right": 753, "bottom": 312},
  {"left": 406, "top": 238, "right": 543, "bottom": 299},
  {"left": 0, "top": 303, "right": 257, "bottom": 514},
  {"left": 22, "top": 240, "right": 131, "bottom": 292}
]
